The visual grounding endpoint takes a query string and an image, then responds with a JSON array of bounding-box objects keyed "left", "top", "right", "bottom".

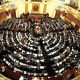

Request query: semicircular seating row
[{"left": 0, "top": 17, "right": 80, "bottom": 77}]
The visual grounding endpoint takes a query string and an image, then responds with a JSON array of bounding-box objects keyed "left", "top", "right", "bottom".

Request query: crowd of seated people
[{"left": 0, "top": 13, "right": 80, "bottom": 79}]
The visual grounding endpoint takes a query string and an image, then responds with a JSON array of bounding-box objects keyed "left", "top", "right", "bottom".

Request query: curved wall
[{"left": 15, "top": 1, "right": 58, "bottom": 18}]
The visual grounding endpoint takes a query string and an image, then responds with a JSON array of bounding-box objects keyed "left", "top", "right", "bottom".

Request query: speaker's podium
[
  {"left": 19, "top": 76, "right": 28, "bottom": 80},
  {"left": 55, "top": 9, "right": 61, "bottom": 19}
]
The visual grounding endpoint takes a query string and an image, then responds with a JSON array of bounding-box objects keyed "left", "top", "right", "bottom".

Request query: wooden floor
[
  {"left": 0, "top": 74, "right": 12, "bottom": 80},
  {"left": 72, "top": 75, "right": 80, "bottom": 80}
]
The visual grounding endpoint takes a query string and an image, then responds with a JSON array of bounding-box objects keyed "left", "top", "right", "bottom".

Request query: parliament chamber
[{"left": 0, "top": 0, "right": 80, "bottom": 80}]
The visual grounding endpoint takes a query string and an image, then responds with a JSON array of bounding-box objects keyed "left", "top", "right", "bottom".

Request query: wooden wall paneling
[
  {"left": 0, "top": 12, "right": 7, "bottom": 24},
  {"left": 10, "top": 9, "right": 16, "bottom": 18}
]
